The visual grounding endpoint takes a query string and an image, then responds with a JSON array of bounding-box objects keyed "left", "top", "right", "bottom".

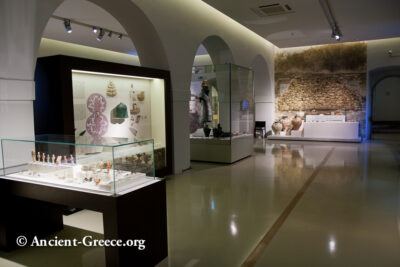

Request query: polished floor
[{"left": 1, "top": 138, "right": 400, "bottom": 266}]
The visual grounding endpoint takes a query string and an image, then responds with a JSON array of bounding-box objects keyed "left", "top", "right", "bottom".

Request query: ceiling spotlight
[
  {"left": 96, "top": 28, "right": 105, "bottom": 41},
  {"left": 63, "top": 19, "right": 72, "bottom": 34},
  {"left": 331, "top": 27, "right": 342, "bottom": 41},
  {"left": 92, "top": 27, "right": 98, "bottom": 33},
  {"left": 108, "top": 31, "right": 112, "bottom": 38},
  {"left": 118, "top": 33, "right": 123, "bottom": 40}
]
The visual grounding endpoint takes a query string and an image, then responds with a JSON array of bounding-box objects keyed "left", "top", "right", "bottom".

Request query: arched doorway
[
  {"left": 373, "top": 76, "right": 400, "bottom": 122},
  {"left": 190, "top": 35, "right": 234, "bottom": 138},
  {"left": 35, "top": 0, "right": 168, "bottom": 69},
  {"left": 369, "top": 65, "right": 400, "bottom": 139}
]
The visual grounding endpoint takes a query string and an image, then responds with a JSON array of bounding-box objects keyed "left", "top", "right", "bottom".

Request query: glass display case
[
  {"left": 1, "top": 135, "right": 155, "bottom": 195},
  {"left": 189, "top": 64, "right": 254, "bottom": 163},
  {"left": 34, "top": 55, "right": 172, "bottom": 176}
]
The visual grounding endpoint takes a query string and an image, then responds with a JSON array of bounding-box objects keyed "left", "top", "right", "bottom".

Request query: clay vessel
[
  {"left": 271, "top": 121, "right": 283, "bottom": 135},
  {"left": 291, "top": 116, "right": 302, "bottom": 131},
  {"left": 281, "top": 117, "right": 292, "bottom": 131}
]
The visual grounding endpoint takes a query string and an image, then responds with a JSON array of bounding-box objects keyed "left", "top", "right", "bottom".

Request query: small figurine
[
  {"left": 106, "top": 161, "right": 112, "bottom": 176},
  {"left": 46, "top": 154, "right": 50, "bottom": 163},
  {"left": 92, "top": 167, "right": 97, "bottom": 174},
  {"left": 99, "top": 161, "right": 104, "bottom": 170},
  {"left": 42, "top": 153, "right": 46, "bottom": 163},
  {"left": 63, "top": 156, "right": 68, "bottom": 164},
  {"left": 94, "top": 177, "right": 101, "bottom": 185},
  {"left": 56, "top": 156, "right": 62, "bottom": 165},
  {"left": 52, "top": 154, "right": 56, "bottom": 164},
  {"left": 31, "top": 151, "right": 36, "bottom": 162},
  {"left": 37, "top": 152, "right": 41, "bottom": 162},
  {"left": 70, "top": 155, "right": 74, "bottom": 165}
]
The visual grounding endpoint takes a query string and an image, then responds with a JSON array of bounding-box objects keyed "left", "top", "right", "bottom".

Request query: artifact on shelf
[
  {"left": 199, "top": 80, "right": 212, "bottom": 124},
  {"left": 31, "top": 151, "right": 36, "bottom": 162},
  {"left": 212, "top": 124, "right": 223, "bottom": 138},
  {"left": 272, "top": 121, "right": 283, "bottom": 135},
  {"left": 115, "top": 102, "right": 129, "bottom": 118},
  {"left": 37, "top": 152, "right": 41, "bottom": 162},
  {"left": 281, "top": 117, "right": 292, "bottom": 131},
  {"left": 106, "top": 81, "right": 117, "bottom": 97},
  {"left": 131, "top": 103, "right": 140, "bottom": 115},
  {"left": 136, "top": 115, "right": 141, "bottom": 123},
  {"left": 106, "top": 161, "right": 112, "bottom": 176},
  {"left": 42, "top": 153, "right": 46, "bottom": 163},
  {"left": 291, "top": 116, "right": 302, "bottom": 131},
  {"left": 70, "top": 155, "right": 74, "bottom": 165},
  {"left": 137, "top": 91, "right": 145, "bottom": 101},
  {"left": 56, "top": 156, "right": 62, "bottom": 165},
  {"left": 86, "top": 93, "right": 108, "bottom": 137},
  {"left": 203, "top": 124, "right": 211, "bottom": 137},
  {"left": 52, "top": 154, "right": 55, "bottom": 164}
]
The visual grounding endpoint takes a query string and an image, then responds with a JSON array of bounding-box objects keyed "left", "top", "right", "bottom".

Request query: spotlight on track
[
  {"left": 331, "top": 27, "right": 342, "bottom": 41},
  {"left": 96, "top": 28, "right": 105, "bottom": 41},
  {"left": 92, "top": 27, "right": 98, "bottom": 34},
  {"left": 64, "top": 19, "right": 72, "bottom": 34},
  {"left": 118, "top": 33, "right": 123, "bottom": 40},
  {"left": 108, "top": 31, "right": 112, "bottom": 38}
]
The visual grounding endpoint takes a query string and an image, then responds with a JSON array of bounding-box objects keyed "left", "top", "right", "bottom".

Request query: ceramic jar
[{"left": 271, "top": 121, "right": 283, "bottom": 135}]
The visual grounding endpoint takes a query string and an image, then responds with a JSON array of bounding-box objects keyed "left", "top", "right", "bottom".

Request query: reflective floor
[
  {"left": 166, "top": 139, "right": 400, "bottom": 266},
  {"left": 1, "top": 139, "right": 399, "bottom": 266}
]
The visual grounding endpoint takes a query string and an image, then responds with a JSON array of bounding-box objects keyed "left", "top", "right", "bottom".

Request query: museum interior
[{"left": 0, "top": 0, "right": 400, "bottom": 266}]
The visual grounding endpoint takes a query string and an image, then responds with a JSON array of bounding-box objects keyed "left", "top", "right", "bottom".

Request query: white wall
[
  {"left": 39, "top": 38, "right": 141, "bottom": 66},
  {"left": 193, "top": 54, "right": 212, "bottom": 66},
  {"left": 367, "top": 37, "right": 400, "bottom": 70},
  {"left": 0, "top": 0, "right": 63, "bottom": 168}
]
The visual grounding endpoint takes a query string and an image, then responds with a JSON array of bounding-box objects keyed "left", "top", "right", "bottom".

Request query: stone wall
[{"left": 274, "top": 43, "right": 367, "bottom": 138}]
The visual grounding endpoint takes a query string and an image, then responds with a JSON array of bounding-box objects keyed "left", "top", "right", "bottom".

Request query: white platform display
[
  {"left": 303, "top": 122, "right": 359, "bottom": 140},
  {"left": 267, "top": 121, "right": 361, "bottom": 143}
]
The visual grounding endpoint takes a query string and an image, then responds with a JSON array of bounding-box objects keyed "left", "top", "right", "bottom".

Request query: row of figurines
[
  {"left": 31, "top": 151, "right": 75, "bottom": 165},
  {"left": 31, "top": 151, "right": 115, "bottom": 172}
]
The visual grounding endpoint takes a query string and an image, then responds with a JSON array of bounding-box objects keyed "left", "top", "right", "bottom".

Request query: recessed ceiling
[
  {"left": 43, "top": 0, "right": 137, "bottom": 55},
  {"left": 202, "top": 0, "right": 400, "bottom": 48},
  {"left": 43, "top": 0, "right": 209, "bottom": 57}
]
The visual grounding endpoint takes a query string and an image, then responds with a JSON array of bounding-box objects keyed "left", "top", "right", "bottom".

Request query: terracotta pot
[
  {"left": 281, "top": 117, "right": 292, "bottom": 131},
  {"left": 291, "top": 117, "right": 302, "bottom": 131},
  {"left": 271, "top": 121, "right": 283, "bottom": 135}
]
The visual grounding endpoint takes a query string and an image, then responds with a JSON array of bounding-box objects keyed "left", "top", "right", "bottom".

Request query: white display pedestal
[
  {"left": 303, "top": 122, "right": 359, "bottom": 140},
  {"left": 267, "top": 122, "right": 361, "bottom": 143},
  {"left": 190, "top": 134, "right": 253, "bottom": 163}
]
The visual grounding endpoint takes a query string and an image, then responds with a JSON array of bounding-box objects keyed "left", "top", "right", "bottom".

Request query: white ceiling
[
  {"left": 202, "top": 0, "right": 400, "bottom": 47},
  {"left": 43, "top": 0, "right": 400, "bottom": 56},
  {"left": 43, "top": 0, "right": 137, "bottom": 55},
  {"left": 43, "top": 0, "right": 209, "bottom": 56}
]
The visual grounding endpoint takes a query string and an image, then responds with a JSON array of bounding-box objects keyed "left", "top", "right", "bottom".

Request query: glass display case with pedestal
[
  {"left": 189, "top": 64, "right": 254, "bottom": 163},
  {"left": 1, "top": 135, "right": 155, "bottom": 195},
  {"left": 34, "top": 55, "right": 172, "bottom": 176}
]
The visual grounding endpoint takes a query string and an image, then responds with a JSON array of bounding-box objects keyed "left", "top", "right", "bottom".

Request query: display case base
[
  {"left": 190, "top": 134, "right": 253, "bottom": 163},
  {"left": 0, "top": 178, "right": 167, "bottom": 267}
]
